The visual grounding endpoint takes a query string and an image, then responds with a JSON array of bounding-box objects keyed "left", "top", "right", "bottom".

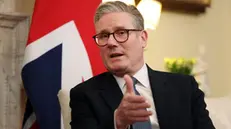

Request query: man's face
[{"left": 95, "top": 12, "right": 148, "bottom": 76}]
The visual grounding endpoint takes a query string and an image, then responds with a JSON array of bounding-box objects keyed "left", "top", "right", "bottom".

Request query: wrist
[
  {"left": 115, "top": 110, "right": 128, "bottom": 129},
  {"left": 116, "top": 119, "right": 127, "bottom": 129}
]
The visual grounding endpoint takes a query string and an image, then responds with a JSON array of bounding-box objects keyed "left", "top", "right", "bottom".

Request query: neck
[{"left": 112, "top": 62, "right": 145, "bottom": 77}]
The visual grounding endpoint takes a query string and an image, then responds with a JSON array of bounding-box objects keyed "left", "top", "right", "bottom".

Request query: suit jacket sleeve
[
  {"left": 69, "top": 85, "right": 115, "bottom": 129},
  {"left": 190, "top": 76, "right": 215, "bottom": 129}
]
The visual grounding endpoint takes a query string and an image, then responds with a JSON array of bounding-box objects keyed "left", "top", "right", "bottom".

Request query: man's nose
[{"left": 107, "top": 34, "right": 118, "bottom": 46}]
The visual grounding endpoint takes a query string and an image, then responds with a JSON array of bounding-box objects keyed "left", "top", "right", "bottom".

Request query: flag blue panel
[{"left": 22, "top": 44, "right": 62, "bottom": 129}]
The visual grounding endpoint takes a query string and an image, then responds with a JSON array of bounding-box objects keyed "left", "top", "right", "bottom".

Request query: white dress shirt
[{"left": 113, "top": 64, "right": 159, "bottom": 129}]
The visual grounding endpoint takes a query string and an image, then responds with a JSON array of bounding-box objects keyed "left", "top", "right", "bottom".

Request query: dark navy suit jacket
[{"left": 70, "top": 65, "right": 215, "bottom": 129}]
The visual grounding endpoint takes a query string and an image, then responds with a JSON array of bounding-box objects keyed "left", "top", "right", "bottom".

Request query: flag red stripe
[{"left": 27, "top": 0, "right": 106, "bottom": 75}]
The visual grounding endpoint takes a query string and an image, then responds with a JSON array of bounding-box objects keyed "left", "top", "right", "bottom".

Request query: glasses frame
[{"left": 92, "top": 29, "right": 142, "bottom": 47}]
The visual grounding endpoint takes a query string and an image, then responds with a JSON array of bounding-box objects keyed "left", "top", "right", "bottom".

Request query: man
[{"left": 70, "top": 1, "right": 215, "bottom": 129}]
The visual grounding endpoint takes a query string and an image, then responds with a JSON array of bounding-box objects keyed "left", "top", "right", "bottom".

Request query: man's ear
[{"left": 141, "top": 30, "right": 148, "bottom": 48}]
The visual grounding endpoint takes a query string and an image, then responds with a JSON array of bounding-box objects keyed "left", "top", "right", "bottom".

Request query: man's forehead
[{"left": 96, "top": 26, "right": 128, "bottom": 33}]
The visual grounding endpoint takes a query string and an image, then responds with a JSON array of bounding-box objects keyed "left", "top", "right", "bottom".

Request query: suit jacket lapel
[
  {"left": 99, "top": 72, "right": 123, "bottom": 112},
  {"left": 147, "top": 65, "right": 173, "bottom": 129}
]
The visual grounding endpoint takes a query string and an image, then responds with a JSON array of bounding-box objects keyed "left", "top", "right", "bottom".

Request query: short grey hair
[{"left": 94, "top": 1, "right": 144, "bottom": 30}]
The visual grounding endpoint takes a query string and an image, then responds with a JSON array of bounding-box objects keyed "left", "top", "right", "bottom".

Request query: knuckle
[
  {"left": 125, "top": 95, "right": 131, "bottom": 101},
  {"left": 122, "top": 96, "right": 127, "bottom": 101},
  {"left": 123, "top": 102, "right": 128, "bottom": 108}
]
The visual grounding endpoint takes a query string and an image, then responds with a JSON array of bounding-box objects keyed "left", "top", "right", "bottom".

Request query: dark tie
[{"left": 131, "top": 77, "right": 152, "bottom": 129}]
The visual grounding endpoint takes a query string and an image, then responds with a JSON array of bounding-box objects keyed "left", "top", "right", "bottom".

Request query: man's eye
[
  {"left": 116, "top": 30, "right": 126, "bottom": 35},
  {"left": 98, "top": 33, "right": 108, "bottom": 39}
]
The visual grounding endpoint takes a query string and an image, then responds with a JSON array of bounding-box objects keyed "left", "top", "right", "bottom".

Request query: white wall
[{"left": 144, "top": 0, "right": 231, "bottom": 97}]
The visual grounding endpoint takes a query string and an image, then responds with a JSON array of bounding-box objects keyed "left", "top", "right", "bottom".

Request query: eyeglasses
[{"left": 92, "top": 29, "right": 142, "bottom": 47}]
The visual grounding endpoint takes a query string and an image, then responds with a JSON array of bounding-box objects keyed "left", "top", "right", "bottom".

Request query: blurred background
[
  {"left": 0, "top": 0, "right": 230, "bottom": 129},
  {"left": 14, "top": 0, "right": 231, "bottom": 96}
]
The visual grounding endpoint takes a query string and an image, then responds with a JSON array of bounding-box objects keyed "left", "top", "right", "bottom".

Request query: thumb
[{"left": 124, "top": 74, "right": 134, "bottom": 94}]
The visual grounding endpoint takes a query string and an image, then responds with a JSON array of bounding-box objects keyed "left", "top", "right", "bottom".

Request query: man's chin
[{"left": 108, "top": 65, "right": 127, "bottom": 76}]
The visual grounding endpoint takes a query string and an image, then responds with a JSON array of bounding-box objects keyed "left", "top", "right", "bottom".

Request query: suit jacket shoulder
[
  {"left": 147, "top": 67, "right": 215, "bottom": 129},
  {"left": 70, "top": 72, "right": 112, "bottom": 93}
]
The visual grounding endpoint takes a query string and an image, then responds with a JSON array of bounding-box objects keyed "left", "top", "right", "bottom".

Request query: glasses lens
[
  {"left": 114, "top": 30, "right": 128, "bottom": 42},
  {"left": 95, "top": 33, "right": 109, "bottom": 46},
  {"left": 93, "top": 29, "right": 131, "bottom": 46}
]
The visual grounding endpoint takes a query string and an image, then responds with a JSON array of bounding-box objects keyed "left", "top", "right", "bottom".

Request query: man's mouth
[{"left": 110, "top": 53, "right": 124, "bottom": 58}]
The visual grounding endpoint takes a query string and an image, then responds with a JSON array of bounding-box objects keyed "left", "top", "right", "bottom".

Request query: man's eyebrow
[
  {"left": 113, "top": 26, "right": 126, "bottom": 30},
  {"left": 98, "top": 29, "right": 110, "bottom": 34},
  {"left": 98, "top": 26, "right": 126, "bottom": 34}
]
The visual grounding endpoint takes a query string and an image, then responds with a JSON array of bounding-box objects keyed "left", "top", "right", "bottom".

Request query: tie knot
[{"left": 131, "top": 76, "right": 140, "bottom": 95}]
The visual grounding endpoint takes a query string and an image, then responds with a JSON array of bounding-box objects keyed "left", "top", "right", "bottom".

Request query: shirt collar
[{"left": 133, "top": 64, "right": 150, "bottom": 88}]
